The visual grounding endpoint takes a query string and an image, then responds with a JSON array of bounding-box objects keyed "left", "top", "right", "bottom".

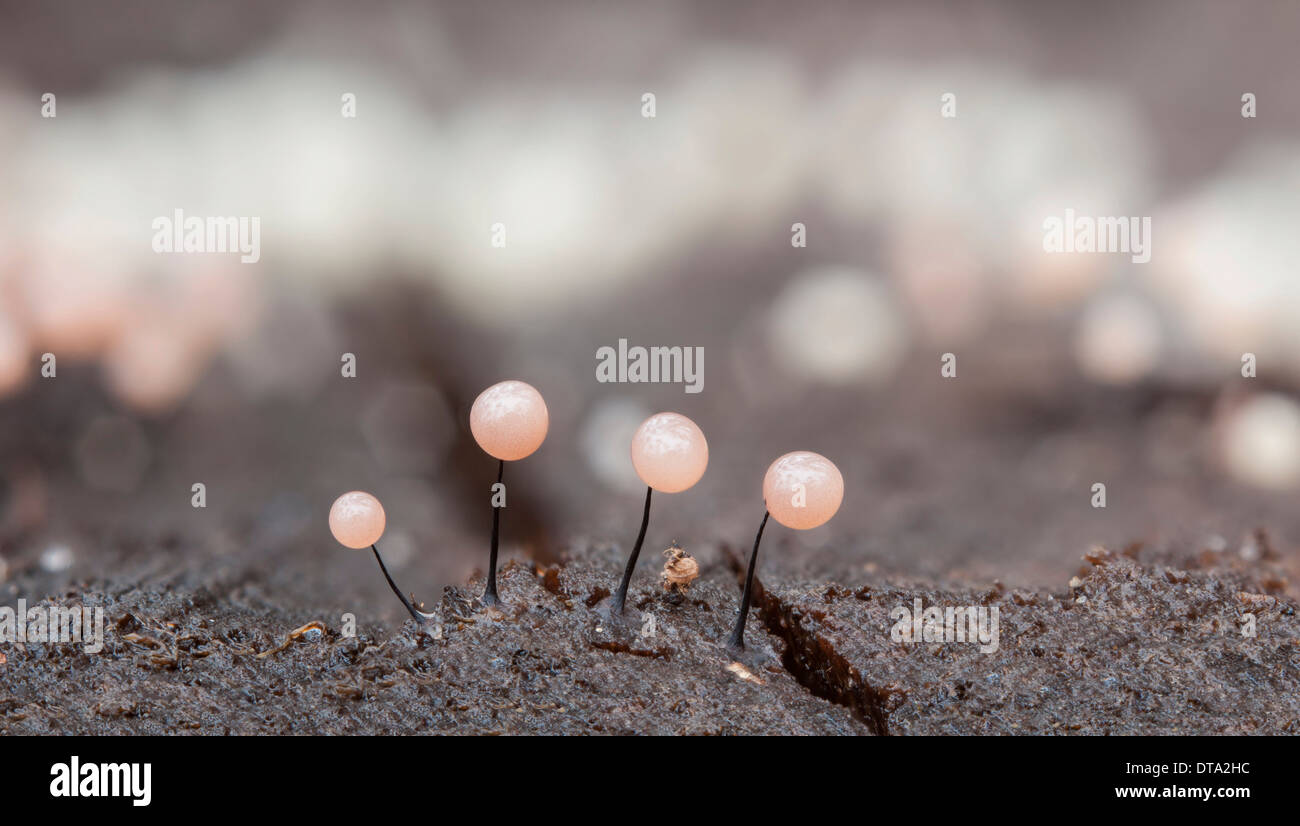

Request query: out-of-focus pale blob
[
  {"left": 815, "top": 63, "right": 942, "bottom": 221},
  {"left": 417, "top": 99, "right": 653, "bottom": 323},
  {"left": 817, "top": 64, "right": 1149, "bottom": 323},
  {"left": 763, "top": 451, "right": 844, "bottom": 530},
  {"left": 329, "top": 491, "right": 386, "bottom": 549},
  {"left": 817, "top": 65, "right": 1148, "bottom": 247},
  {"left": 1154, "top": 203, "right": 1265, "bottom": 362},
  {"left": 470, "top": 380, "right": 549, "bottom": 461},
  {"left": 102, "top": 313, "right": 207, "bottom": 414},
  {"left": 1005, "top": 185, "right": 1133, "bottom": 314},
  {"left": 181, "top": 263, "right": 263, "bottom": 348},
  {"left": 666, "top": 51, "right": 807, "bottom": 230},
  {"left": 768, "top": 267, "right": 907, "bottom": 385},
  {"left": 6, "top": 52, "right": 1161, "bottom": 350},
  {"left": 1150, "top": 142, "right": 1300, "bottom": 371},
  {"left": 75, "top": 415, "right": 151, "bottom": 492},
  {"left": 40, "top": 544, "right": 74, "bottom": 573},
  {"left": 20, "top": 245, "right": 128, "bottom": 359},
  {"left": 12, "top": 57, "right": 442, "bottom": 280},
  {"left": 630, "top": 412, "right": 708, "bottom": 493},
  {"left": 0, "top": 313, "right": 29, "bottom": 397},
  {"left": 1009, "top": 251, "right": 1109, "bottom": 313},
  {"left": 1074, "top": 294, "right": 1162, "bottom": 385},
  {"left": 890, "top": 222, "right": 988, "bottom": 342},
  {"left": 994, "top": 90, "right": 1149, "bottom": 228},
  {"left": 1219, "top": 394, "right": 1300, "bottom": 490},
  {"left": 987, "top": 94, "right": 1151, "bottom": 307},
  {"left": 411, "top": 51, "right": 807, "bottom": 326},
  {"left": 580, "top": 397, "right": 651, "bottom": 494}
]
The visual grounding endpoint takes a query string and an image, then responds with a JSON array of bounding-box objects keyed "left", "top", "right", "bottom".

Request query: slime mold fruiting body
[
  {"left": 469, "top": 380, "right": 549, "bottom": 604},
  {"left": 728, "top": 451, "right": 843, "bottom": 650},
  {"left": 611, "top": 412, "right": 708, "bottom": 615},
  {"left": 330, "top": 490, "right": 435, "bottom": 623}
]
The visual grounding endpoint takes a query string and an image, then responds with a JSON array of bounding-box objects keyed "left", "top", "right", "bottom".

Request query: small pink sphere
[
  {"left": 470, "top": 380, "right": 549, "bottom": 461},
  {"left": 630, "top": 412, "right": 709, "bottom": 493},
  {"left": 329, "top": 491, "right": 386, "bottom": 549},
  {"left": 763, "top": 451, "right": 844, "bottom": 530}
]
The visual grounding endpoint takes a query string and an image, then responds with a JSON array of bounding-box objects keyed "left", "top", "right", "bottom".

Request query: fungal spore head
[
  {"left": 630, "top": 411, "right": 708, "bottom": 493},
  {"left": 470, "top": 379, "right": 549, "bottom": 461},
  {"left": 329, "top": 490, "right": 386, "bottom": 549},
  {"left": 763, "top": 451, "right": 844, "bottom": 530}
]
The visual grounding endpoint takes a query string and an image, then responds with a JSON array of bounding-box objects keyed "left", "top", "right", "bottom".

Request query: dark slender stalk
[
  {"left": 371, "top": 544, "right": 434, "bottom": 623},
  {"left": 611, "top": 486, "right": 654, "bottom": 615},
  {"left": 482, "top": 459, "right": 505, "bottom": 605},
  {"left": 727, "top": 510, "right": 770, "bottom": 650}
]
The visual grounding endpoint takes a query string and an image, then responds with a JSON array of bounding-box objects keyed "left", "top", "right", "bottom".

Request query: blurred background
[{"left": 2, "top": 0, "right": 1300, "bottom": 621}]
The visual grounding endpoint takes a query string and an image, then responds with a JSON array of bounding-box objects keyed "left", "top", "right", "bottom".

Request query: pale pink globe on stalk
[
  {"left": 329, "top": 491, "right": 386, "bottom": 549},
  {"left": 731, "top": 450, "right": 845, "bottom": 650},
  {"left": 763, "top": 451, "right": 844, "bottom": 530},
  {"left": 610, "top": 411, "right": 709, "bottom": 615},
  {"left": 630, "top": 412, "right": 708, "bottom": 493},
  {"left": 469, "top": 379, "right": 549, "bottom": 604},
  {"left": 470, "top": 380, "right": 549, "bottom": 461}
]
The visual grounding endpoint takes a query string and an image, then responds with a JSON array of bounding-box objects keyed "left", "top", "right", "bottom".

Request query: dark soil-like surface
[
  {"left": 0, "top": 543, "right": 866, "bottom": 735},
  {"left": 763, "top": 539, "right": 1300, "bottom": 735},
  {"left": 3, "top": 537, "right": 1296, "bottom": 735}
]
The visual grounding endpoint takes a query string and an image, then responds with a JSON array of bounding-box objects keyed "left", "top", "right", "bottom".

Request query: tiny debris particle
[
  {"left": 661, "top": 542, "right": 699, "bottom": 595},
  {"left": 0, "top": 650, "right": 7, "bottom": 665},
  {"left": 1068, "top": 576, "right": 1084, "bottom": 589},
  {"left": 123, "top": 632, "right": 163, "bottom": 649},
  {"left": 256, "top": 620, "right": 327, "bottom": 659},
  {"left": 726, "top": 662, "right": 765, "bottom": 685},
  {"left": 1237, "top": 592, "right": 1276, "bottom": 608}
]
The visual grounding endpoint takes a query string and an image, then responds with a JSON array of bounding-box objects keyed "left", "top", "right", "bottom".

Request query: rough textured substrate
[
  {"left": 2, "top": 540, "right": 1297, "bottom": 734},
  {"left": 757, "top": 539, "right": 1300, "bottom": 734},
  {"left": 0, "top": 545, "right": 865, "bottom": 735}
]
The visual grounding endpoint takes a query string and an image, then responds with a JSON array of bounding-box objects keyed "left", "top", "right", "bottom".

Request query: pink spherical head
[
  {"left": 630, "top": 412, "right": 709, "bottom": 493},
  {"left": 470, "top": 380, "right": 549, "bottom": 461},
  {"left": 763, "top": 451, "right": 844, "bottom": 530},
  {"left": 329, "top": 491, "right": 386, "bottom": 549}
]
